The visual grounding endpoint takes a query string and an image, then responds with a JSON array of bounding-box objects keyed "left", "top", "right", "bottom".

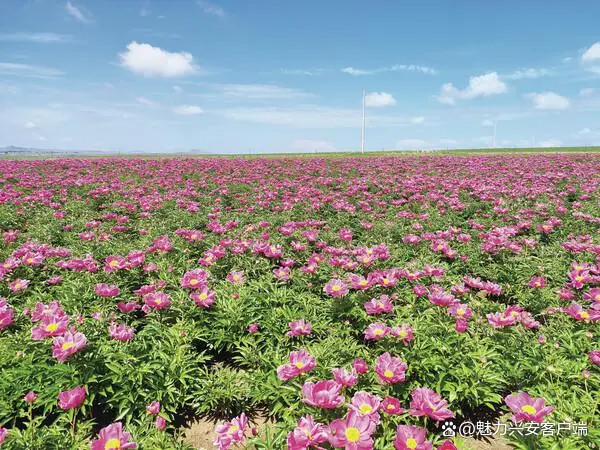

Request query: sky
[{"left": 1, "top": 0, "right": 600, "bottom": 153}]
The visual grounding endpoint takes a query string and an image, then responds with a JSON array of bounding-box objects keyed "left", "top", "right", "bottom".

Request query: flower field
[{"left": 0, "top": 153, "right": 599, "bottom": 450}]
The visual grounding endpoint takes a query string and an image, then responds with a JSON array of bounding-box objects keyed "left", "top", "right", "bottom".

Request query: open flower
[
  {"left": 408, "top": 388, "right": 454, "bottom": 422},
  {"left": 287, "top": 319, "right": 312, "bottom": 337},
  {"left": 91, "top": 422, "right": 138, "bottom": 450},
  {"left": 286, "top": 416, "right": 329, "bottom": 450},
  {"left": 302, "top": 380, "right": 344, "bottom": 409},
  {"left": 52, "top": 330, "right": 87, "bottom": 362},
  {"left": 277, "top": 350, "right": 316, "bottom": 381},
  {"left": 324, "top": 279, "right": 349, "bottom": 298},
  {"left": 374, "top": 352, "right": 407, "bottom": 384},
  {"left": 504, "top": 392, "right": 554, "bottom": 423},
  {"left": 393, "top": 425, "right": 432, "bottom": 450},
  {"left": 328, "top": 411, "right": 376, "bottom": 449},
  {"left": 58, "top": 386, "right": 86, "bottom": 410}
]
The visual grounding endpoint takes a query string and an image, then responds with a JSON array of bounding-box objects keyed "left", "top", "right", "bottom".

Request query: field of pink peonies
[{"left": 0, "top": 154, "right": 599, "bottom": 449}]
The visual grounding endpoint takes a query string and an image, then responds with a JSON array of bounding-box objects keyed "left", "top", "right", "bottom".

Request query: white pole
[{"left": 361, "top": 89, "right": 366, "bottom": 154}]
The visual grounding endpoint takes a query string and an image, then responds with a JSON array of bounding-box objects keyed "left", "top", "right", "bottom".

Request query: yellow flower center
[
  {"left": 345, "top": 427, "right": 360, "bottom": 443},
  {"left": 62, "top": 342, "right": 75, "bottom": 351},
  {"left": 104, "top": 438, "right": 121, "bottom": 449},
  {"left": 26, "top": 258, "right": 33, "bottom": 263},
  {"left": 387, "top": 404, "right": 395, "bottom": 409},
  {"left": 521, "top": 405, "right": 537, "bottom": 415},
  {"left": 233, "top": 275, "right": 240, "bottom": 281},
  {"left": 295, "top": 362, "right": 305, "bottom": 369},
  {"left": 576, "top": 276, "right": 583, "bottom": 282},
  {"left": 437, "top": 244, "right": 443, "bottom": 250},
  {"left": 575, "top": 265, "right": 583, "bottom": 271},
  {"left": 580, "top": 312, "right": 590, "bottom": 320},
  {"left": 109, "top": 260, "right": 119, "bottom": 267},
  {"left": 359, "top": 404, "right": 373, "bottom": 414},
  {"left": 398, "top": 331, "right": 407, "bottom": 338},
  {"left": 406, "top": 438, "right": 418, "bottom": 449},
  {"left": 15, "top": 283, "right": 23, "bottom": 289},
  {"left": 360, "top": 280, "right": 368, "bottom": 285},
  {"left": 332, "top": 285, "right": 341, "bottom": 292},
  {"left": 383, "top": 370, "right": 394, "bottom": 378},
  {"left": 155, "top": 298, "right": 162, "bottom": 305},
  {"left": 511, "top": 311, "right": 519, "bottom": 317},
  {"left": 199, "top": 293, "right": 207, "bottom": 300},
  {"left": 228, "top": 424, "right": 239, "bottom": 434},
  {"left": 189, "top": 279, "right": 198, "bottom": 286},
  {"left": 373, "top": 329, "right": 384, "bottom": 336},
  {"left": 457, "top": 309, "right": 465, "bottom": 316},
  {"left": 46, "top": 323, "right": 58, "bottom": 332}
]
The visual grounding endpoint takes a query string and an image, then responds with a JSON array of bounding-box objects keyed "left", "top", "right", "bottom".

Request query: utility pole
[{"left": 361, "top": 89, "right": 366, "bottom": 154}]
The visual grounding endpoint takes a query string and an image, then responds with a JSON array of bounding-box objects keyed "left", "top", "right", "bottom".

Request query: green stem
[
  {"left": 29, "top": 405, "right": 34, "bottom": 450},
  {"left": 70, "top": 407, "right": 78, "bottom": 443}
]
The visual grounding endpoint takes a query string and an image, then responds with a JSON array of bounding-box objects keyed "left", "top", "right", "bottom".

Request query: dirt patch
[
  {"left": 183, "top": 414, "right": 271, "bottom": 449},
  {"left": 461, "top": 435, "right": 515, "bottom": 449}
]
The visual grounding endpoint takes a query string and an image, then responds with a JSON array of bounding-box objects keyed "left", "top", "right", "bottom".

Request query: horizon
[{"left": 1, "top": 0, "right": 600, "bottom": 153}]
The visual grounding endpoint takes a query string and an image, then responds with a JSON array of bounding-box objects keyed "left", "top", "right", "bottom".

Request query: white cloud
[
  {"left": 140, "top": 8, "right": 150, "bottom": 17},
  {"left": 562, "top": 57, "right": 573, "bottom": 63},
  {"left": 365, "top": 92, "right": 396, "bottom": 108},
  {"left": 24, "top": 121, "right": 36, "bottom": 129},
  {"left": 505, "top": 68, "right": 551, "bottom": 80},
  {"left": 65, "top": 2, "right": 94, "bottom": 24},
  {"left": 439, "top": 139, "right": 459, "bottom": 146},
  {"left": 342, "top": 64, "right": 437, "bottom": 76},
  {"left": 539, "top": 139, "right": 563, "bottom": 148},
  {"left": 210, "top": 83, "right": 314, "bottom": 100},
  {"left": 136, "top": 97, "right": 158, "bottom": 107},
  {"left": 293, "top": 140, "right": 336, "bottom": 152},
  {"left": 411, "top": 116, "right": 425, "bottom": 124},
  {"left": 173, "top": 105, "right": 204, "bottom": 115},
  {"left": 526, "top": 92, "right": 570, "bottom": 110},
  {"left": 0, "top": 62, "right": 64, "bottom": 79},
  {"left": 396, "top": 139, "right": 428, "bottom": 150},
  {"left": 580, "top": 88, "right": 596, "bottom": 97},
  {"left": 197, "top": 0, "right": 225, "bottom": 17},
  {"left": 103, "top": 82, "right": 115, "bottom": 89},
  {"left": 0, "top": 32, "right": 72, "bottom": 43},
  {"left": 278, "top": 69, "right": 324, "bottom": 76},
  {"left": 118, "top": 42, "right": 197, "bottom": 78},
  {"left": 582, "top": 42, "right": 600, "bottom": 62},
  {"left": 481, "top": 119, "right": 494, "bottom": 127},
  {"left": 437, "top": 72, "right": 507, "bottom": 105},
  {"left": 173, "top": 85, "right": 183, "bottom": 93}
]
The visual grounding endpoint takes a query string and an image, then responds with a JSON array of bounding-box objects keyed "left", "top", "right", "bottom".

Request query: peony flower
[
  {"left": 213, "top": 412, "right": 248, "bottom": 450},
  {"left": 391, "top": 324, "right": 414, "bottom": 345},
  {"left": 287, "top": 319, "right": 313, "bottom": 337},
  {"left": 154, "top": 416, "right": 167, "bottom": 431},
  {"left": 286, "top": 416, "right": 329, "bottom": 450},
  {"left": 504, "top": 392, "right": 554, "bottom": 423},
  {"left": 364, "top": 322, "right": 390, "bottom": 341},
  {"left": 374, "top": 352, "right": 408, "bottom": 384},
  {"left": 353, "top": 359, "right": 368, "bottom": 374},
  {"left": 332, "top": 367, "right": 358, "bottom": 388},
  {"left": 190, "top": 287, "right": 216, "bottom": 308},
  {"left": 328, "top": 411, "right": 376, "bottom": 449},
  {"left": 349, "top": 391, "right": 381, "bottom": 423},
  {"left": 143, "top": 292, "right": 171, "bottom": 310},
  {"left": 393, "top": 425, "right": 432, "bottom": 450},
  {"left": 109, "top": 324, "right": 135, "bottom": 341},
  {"left": 323, "top": 279, "right": 349, "bottom": 298},
  {"left": 381, "top": 397, "right": 404, "bottom": 415},
  {"left": 589, "top": 350, "right": 600, "bottom": 365},
  {"left": 302, "top": 380, "right": 344, "bottom": 409},
  {"left": 58, "top": 386, "right": 86, "bottom": 410},
  {"left": 24, "top": 391, "right": 37, "bottom": 404},
  {"left": 277, "top": 350, "right": 316, "bottom": 381},
  {"left": 408, "top": 388, "right": 454, "bottom": 421},
  {"left": 95, "top": 283, "right": 120, "bottom": 298},
  {"left": 146, "top": 401, "right": 160, "bottom": 415},
  {"left": 90, "top": 422, "right": 138, "bottom": 450},
  {"left": 52, "top": 330, "right": 87, "bottom": 362}
]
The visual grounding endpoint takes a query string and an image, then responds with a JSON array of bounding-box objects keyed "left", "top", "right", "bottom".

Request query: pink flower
[
  {"left": 349, "top": 391, "right": 381, "bottom": 422},
  {"left": 52, "top": 330, "right": 87, "bottom": 362},
  {"left": 226, "top": 271, "right": 245, "bottom": 285},
  {"left": 180, "top": 269, "right": 209, "bottom": 289},
  {"left": 90, "top": 422, "right": 138, "bottom": 450},
  {"left": 563, "top": 302, "right": 600, "bottom": 321},
  {"left": 328, "top": 411, "right": 376, "bottom": 449},
  {"left": 190, "top": 287, "right": 216, "bottom": 308},
  {"left": 143, "top": 292, "right": 171, "bottom": 310},
  {"left": 277, "top": 350, "right": 316, "bottom": 381},
  {"left": 95, "top": 283, "right": 120, "bottom": 298},
  {"left": 455, "top": 319, "right": 469, "bottom": 333},
  {"left": 146, "top": 401, "right": 160, "bottom": 415},
  {"left": 0, "top": 427, "right": 6, "bottom": 444},
  {"left": 105, "top": 255, "right": 127, "bottom": 273},
  {"left": 448, "top": 304, "right": 472, "bottom": 319},
  {"left": 287, "top": 319, "right": 312, "bottom": 337},
  {"left": 408, "top": 388, "right": 454, "bottom": 421},
  {"left": 391, "top": 324, "right": 415, "bottom": 345},
  {"left": 332, "top": 367, "right": 358, "bottom": 387},
  {"left": 0, "top": 300, "right": 14, "bottom": 331},
  {"left": 363, "top": 296, "right": 394, "bottom": 315},
  {"left": 393, "top": 425, "right": 432, "bottom": 450},
  {"left": 24, "top": 391, "right": 37, "bottom": 404},
  {"left": 214, "top": 412, "right": 248, "bottom": 450},
  {"left": 58, "top": 386, "right": 86, "bottom": 410},
  {"left": 31, "top": 314, "right": 69, "bottom": 340},
  {"left": 527, "top": 276, "right": 547, "bottom": 289},
  {"left": 273, "top": 266, "right": 291, "bottom": 281},
  {"left": 504, "top": 392, "right": 554, "bottom": 423},
  {"left": 323, "top": 279, "right": 349, "bottom": 298},
  {"left": 427, "top": 286, "right": 458, "bottom": 307},
  {"left": 353, "top": 359, "right": 368, "bottom": 374},
  {"left": 8, "top": 279, "right": 29, "bottom": 293},
  {"left": 364, "top": 322, "right": 390, "bottom": 341},
  {"left": 381, "top": 397, "right": 404, "bottom": 415},
  {"left": 589, "top": 350, "right": 600, "bottom": 365},
  {"left": 117, "top": 301, "right": 140, "bottom": 313},
  {"left": 248, "top": 322, "right": 260, "bottom": 334},
  {"left": 154, "top": 416, "right": 167, "bottom": 431},
  {"left": 437, "top": 441, "right": 458, "bottom": 450},
  {"left": 374, "top": 352, "right": 407, "bottom": 384},
  {"left": 286, "top": 415, "right": 329, "bottom": 450},
  {"left": 302, "top": 380, "right": 345, "bottom": 409},
  {"left": 109, "top": 324, "right": 135, "bottom": 341}
]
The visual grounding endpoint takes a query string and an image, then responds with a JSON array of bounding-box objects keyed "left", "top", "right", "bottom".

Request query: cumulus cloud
[
  {"left": 65, "top": 2, "right": 94, "bottom": 24},
  {"left": 437, "top": 72, "right": 507, "bottom": 105},
  {"left": 582, "top": 42, "right": 600, "bottom": 62},
  {"left": 365, "top": 92, "right": 396, "bottom": 108},
  {"left": 118, "top": 42, "right": 197, "bottom": 78},
  {"left": 526, "top": 92, "right": 570, "bottom": 110},
  {"left": 342, "top": 64, "right": 437, "bottom": 76},
  {"left": 173, "top": 105, "right": 204, "bottom": 115}
]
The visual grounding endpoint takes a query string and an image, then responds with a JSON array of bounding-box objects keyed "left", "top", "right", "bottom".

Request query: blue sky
[{"left": 1, "top": 0, "right": 600, "bottom": 153}]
